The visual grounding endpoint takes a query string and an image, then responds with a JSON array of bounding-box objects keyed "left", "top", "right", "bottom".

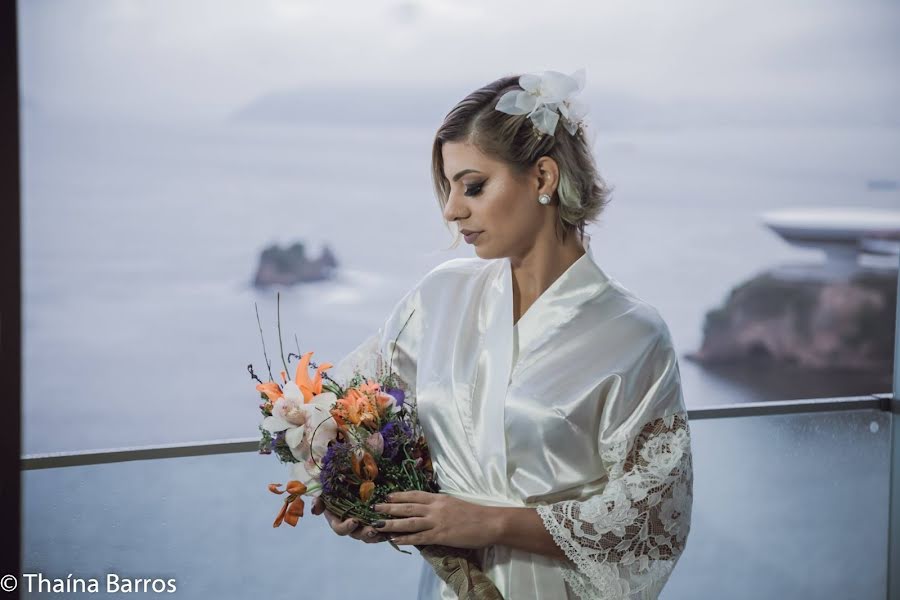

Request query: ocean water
[
  {"left": 19, "top": 114, "right": 899, "bottom": 597},
  {"left": 21, "top": 114, "right": 899, "bottom": 455}
]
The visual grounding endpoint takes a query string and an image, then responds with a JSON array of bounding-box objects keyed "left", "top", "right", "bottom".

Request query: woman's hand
[
  {"left": 311, "top": 497, "right": 390, "bottom": 544},
  {"left": 371, "top": 491, "right": 499, "bottom": 549}
]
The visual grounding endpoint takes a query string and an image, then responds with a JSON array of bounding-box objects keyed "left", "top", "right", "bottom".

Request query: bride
[{"left": 312, "top": 69, "right": 693, "bottom": 600}]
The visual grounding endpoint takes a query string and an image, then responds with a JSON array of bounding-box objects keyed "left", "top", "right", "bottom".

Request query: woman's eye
[{"left": 464, "top": 182, "right": 484, "bottom": 197}]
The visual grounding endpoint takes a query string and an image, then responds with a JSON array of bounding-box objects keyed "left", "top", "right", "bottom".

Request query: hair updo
[{"left": 431, "top": 74, "right": 613, "bottom": 248}]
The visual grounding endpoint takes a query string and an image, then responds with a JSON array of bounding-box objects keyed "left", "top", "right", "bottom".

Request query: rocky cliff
[
  {"left": 687, "top": 265, "right": 896, "bottom": 375},
  {"left": 252, "top": 242, "right": 338, "bottom": 288}
]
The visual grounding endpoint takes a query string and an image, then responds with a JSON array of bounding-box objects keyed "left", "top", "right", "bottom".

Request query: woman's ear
[{"left": 535, "top": 156, "right": 560, "bottom": 196}]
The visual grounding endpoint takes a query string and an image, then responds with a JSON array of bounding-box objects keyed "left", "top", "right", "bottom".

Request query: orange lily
[
  {"left": 336, "top": 388, "right": 377, "bottom": 427},
  {"left": 269, "top": 480, "right": 308, "bottom": 528},
  {"left": 361, "top": 452, "right": 379, "bottom": 480},
  {"left": 273, "top": 500, "right": 289, "bottom": 527},
  {"left": 256, "top": 381, "right": 284, "bottom": 402},
  {"left": 359, "top": 480, "right": 375, "bottom": 503},
  {"left": 256, "top": 351, "right": 333, "bottom": 404},
  {"left": 294, "top": 352, "right": 334, "bottom": 403},
  {"left": 358, "top": 380, "right": 380, "bottom": 395},
  {"left": 284, "top": 495, "right": 305, "bottom": 526},
  {"left": 286, "top": 480, "right": 307, "bottom": 495}
]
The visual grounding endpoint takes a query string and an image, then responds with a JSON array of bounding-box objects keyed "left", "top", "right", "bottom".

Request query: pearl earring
[{"left": 538, "top": 194, "right": 551, "bottom": 205}]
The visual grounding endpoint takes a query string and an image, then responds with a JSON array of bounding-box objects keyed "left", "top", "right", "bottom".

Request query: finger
[
  {"left": 372, "top": 502, "right": 429, "bottom": 517},
  {"left": 322, "top": 509, "right": 352, "bottom": 530},
  {"left": 392, "top": 533, "right": 426, "bottom": 546},
  {"left": 329, "top": 515, "right": 360, "bottom": 536},
  {"left": 359, "top": 527, "right": 389, "bottom": 543},
  {"left": 387, "top": 491, "right": 436, "bottom": 504},
  {"left": 358, "top": 526, "right": 379, "bottom": 538},
  {"left": 374, "top": 517, "right": 430, "bottom": 534}
]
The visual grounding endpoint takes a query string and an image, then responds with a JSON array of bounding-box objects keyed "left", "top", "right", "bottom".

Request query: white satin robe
[{"left": 333, "top": 236, "right": 694, "bottom": 600}]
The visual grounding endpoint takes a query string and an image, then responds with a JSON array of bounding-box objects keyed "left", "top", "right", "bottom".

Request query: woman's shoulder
[{"left": 591, "top": 276, "right": 675, "bottom": 349}]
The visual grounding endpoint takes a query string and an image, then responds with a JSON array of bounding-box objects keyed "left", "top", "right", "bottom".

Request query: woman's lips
[{"left": 463, "top": 231, "right": 482, "bottom": 244}]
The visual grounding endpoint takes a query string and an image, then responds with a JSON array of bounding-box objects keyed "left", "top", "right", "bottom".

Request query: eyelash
[{"left": 464, "top": 182, "right": 485, "bottom": 197}]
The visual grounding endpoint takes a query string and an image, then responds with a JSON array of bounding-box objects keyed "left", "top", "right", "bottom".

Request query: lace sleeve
[
  {"left": 535, "top": 328, "right": 694, "bottom": 599},
  {"left": 537, "top": 412, "right": 693, "bottom": 599}
]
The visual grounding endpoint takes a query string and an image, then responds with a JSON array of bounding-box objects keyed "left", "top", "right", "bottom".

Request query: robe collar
[{"left": 472, "top": 234, "right": 612, "bottom": 492}]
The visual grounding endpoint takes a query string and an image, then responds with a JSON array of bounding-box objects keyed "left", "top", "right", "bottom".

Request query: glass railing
[{"left": 21, "top": 395, "right": 892, "bottom": 599}]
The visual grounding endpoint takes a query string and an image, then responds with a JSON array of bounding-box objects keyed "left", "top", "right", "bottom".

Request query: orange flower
[
  {"left": 358, "top": 380, "right": 380, "bottom": 395},
  {"left": 257, "top": 351, "right": 333, "bottom": 404},
  {"left": 284, "top": 496, "right": 305, "bottom": 526},
  {"left": 293, "top": 352, "right": 333, "bottom": 403},
  {"left": 361, "top": 452, "right": 379, "bottom": 480},
  {"left": 330, "top": 404, "right": 348, "bottom": 430},
  {"left": 373, "top": 392, "right": 396, "bottom": 416},
  {"left": 336, "top": 388, "right": 378, "bottom": 428},
  {"left": 359, "top": 480, "right": 375, "bottom": 503},
  {"left": 286, "top": 480, "right": 307, "bottom": 495},
  {"left": 270, "top": 480, "right": 308, "bottom": 527},
  {"left": 273, "top": 500, "right": 289, "bottom": 527},
  {"left": 256, "top": 381, "right": 284, "bottom": 402}
]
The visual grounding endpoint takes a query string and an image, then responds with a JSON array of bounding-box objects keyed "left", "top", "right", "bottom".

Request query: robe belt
[{"left": 439, "top": 488, "right": 532, "bottom": 508}]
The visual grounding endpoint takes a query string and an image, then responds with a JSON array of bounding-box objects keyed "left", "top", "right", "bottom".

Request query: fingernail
[
  {"left": 373, "top": 520, "right": 385, "bottom": 528},
  {"left": 367, "top": 530, "right": 377, "bottom": 538}
]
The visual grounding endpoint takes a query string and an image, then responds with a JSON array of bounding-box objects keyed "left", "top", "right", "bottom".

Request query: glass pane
[
  {"left": 22, "top": 451, "right": 421, "bottom": 598},
  {"left": 20, "top": 2, "right": 899, "bottom": 456},
  {"left": 666, "top": 409, "right": 891, "bottom": 599}
]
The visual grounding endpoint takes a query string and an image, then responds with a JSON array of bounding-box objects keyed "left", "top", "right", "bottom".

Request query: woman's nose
[{"left": 443, "top": 192, "right": 468, "bottom": 222}]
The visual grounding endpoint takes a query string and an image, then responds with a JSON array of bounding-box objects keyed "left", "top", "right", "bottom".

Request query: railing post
[{"left": 889, "top": 252, "right": 900, "bottom": 600}]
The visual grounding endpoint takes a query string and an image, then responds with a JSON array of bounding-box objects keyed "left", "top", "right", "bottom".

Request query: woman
[{"left": 313, "top": 69, "right": 694, "bottom": 599}]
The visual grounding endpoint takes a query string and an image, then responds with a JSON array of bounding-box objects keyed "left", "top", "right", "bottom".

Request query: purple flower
[
  {"left": 269, "top": 430, "right": 286, "bottom": 451},
  {"left": 319, "top": 441, "right": 353, "bottom": 497},
  {"left": 380, "top": 420, "right": 414, "bottom": 461},
  {"left": 385, "top": 387, "right": 405, "bottom": 409}
]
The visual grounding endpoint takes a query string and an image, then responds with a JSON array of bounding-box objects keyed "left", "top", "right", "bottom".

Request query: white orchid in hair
[{"left": 495, "top": 68, "right": 589, "bottom": 136}]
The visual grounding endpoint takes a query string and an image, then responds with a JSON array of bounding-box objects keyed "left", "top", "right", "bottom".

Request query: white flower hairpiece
[{"left": 495, "top": 68, "right": 589, "bottom": 136}]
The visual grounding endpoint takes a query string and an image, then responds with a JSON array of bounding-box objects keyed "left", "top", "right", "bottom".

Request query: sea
[{"left": 19, "top": 112, "right": 900, "bottom": 598}]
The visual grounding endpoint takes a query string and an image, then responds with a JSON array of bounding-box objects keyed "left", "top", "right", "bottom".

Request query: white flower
[
  {"left": 290, "top": 455, "right": 320, "bottom": 488},
  {"left": 260, "top": 381, "right": 307, "bottom": 434},
  {"left": 287, "top": 392, "right": 339, "bottom": 463},
  {"left": 261, "top": 388, "right": 339, "bottom": 466},
  {"left": 495, "top": 68, "right": 588, "bottom": 136}
]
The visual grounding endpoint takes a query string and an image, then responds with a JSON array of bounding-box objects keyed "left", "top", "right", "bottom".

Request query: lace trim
[{"left": 537, "top": 411, "right": 693, "bottom": 599}]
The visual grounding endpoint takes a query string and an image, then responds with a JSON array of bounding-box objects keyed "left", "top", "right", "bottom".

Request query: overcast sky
[{"left": 16, "top": 0, "right": 900, "bottom": 126}]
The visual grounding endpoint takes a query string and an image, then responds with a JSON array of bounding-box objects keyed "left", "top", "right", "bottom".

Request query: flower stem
[
  {"left": 254, "top": 302, "right": 275, "bottom": 383},
  {"left": 276, "top": 292, "right": 290, "bottom": 377}
]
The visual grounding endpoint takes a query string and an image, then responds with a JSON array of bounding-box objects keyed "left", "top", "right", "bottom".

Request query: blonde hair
[{"left": 431, "top": 74, "right": 613, "bottom": 248}]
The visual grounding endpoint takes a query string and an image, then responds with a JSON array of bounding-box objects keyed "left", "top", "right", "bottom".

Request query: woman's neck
[{"left": 510, "top": 233, "right": 587, "bottom": 324}]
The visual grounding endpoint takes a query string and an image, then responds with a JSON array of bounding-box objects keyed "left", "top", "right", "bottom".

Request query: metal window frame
[{"left": 889, "top": 255, "right": 900, "bottom": 600}]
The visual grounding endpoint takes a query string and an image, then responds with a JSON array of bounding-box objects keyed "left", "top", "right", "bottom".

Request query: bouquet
[{"left": 248, "top": 294, "right": 502, "bottom": 599}]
